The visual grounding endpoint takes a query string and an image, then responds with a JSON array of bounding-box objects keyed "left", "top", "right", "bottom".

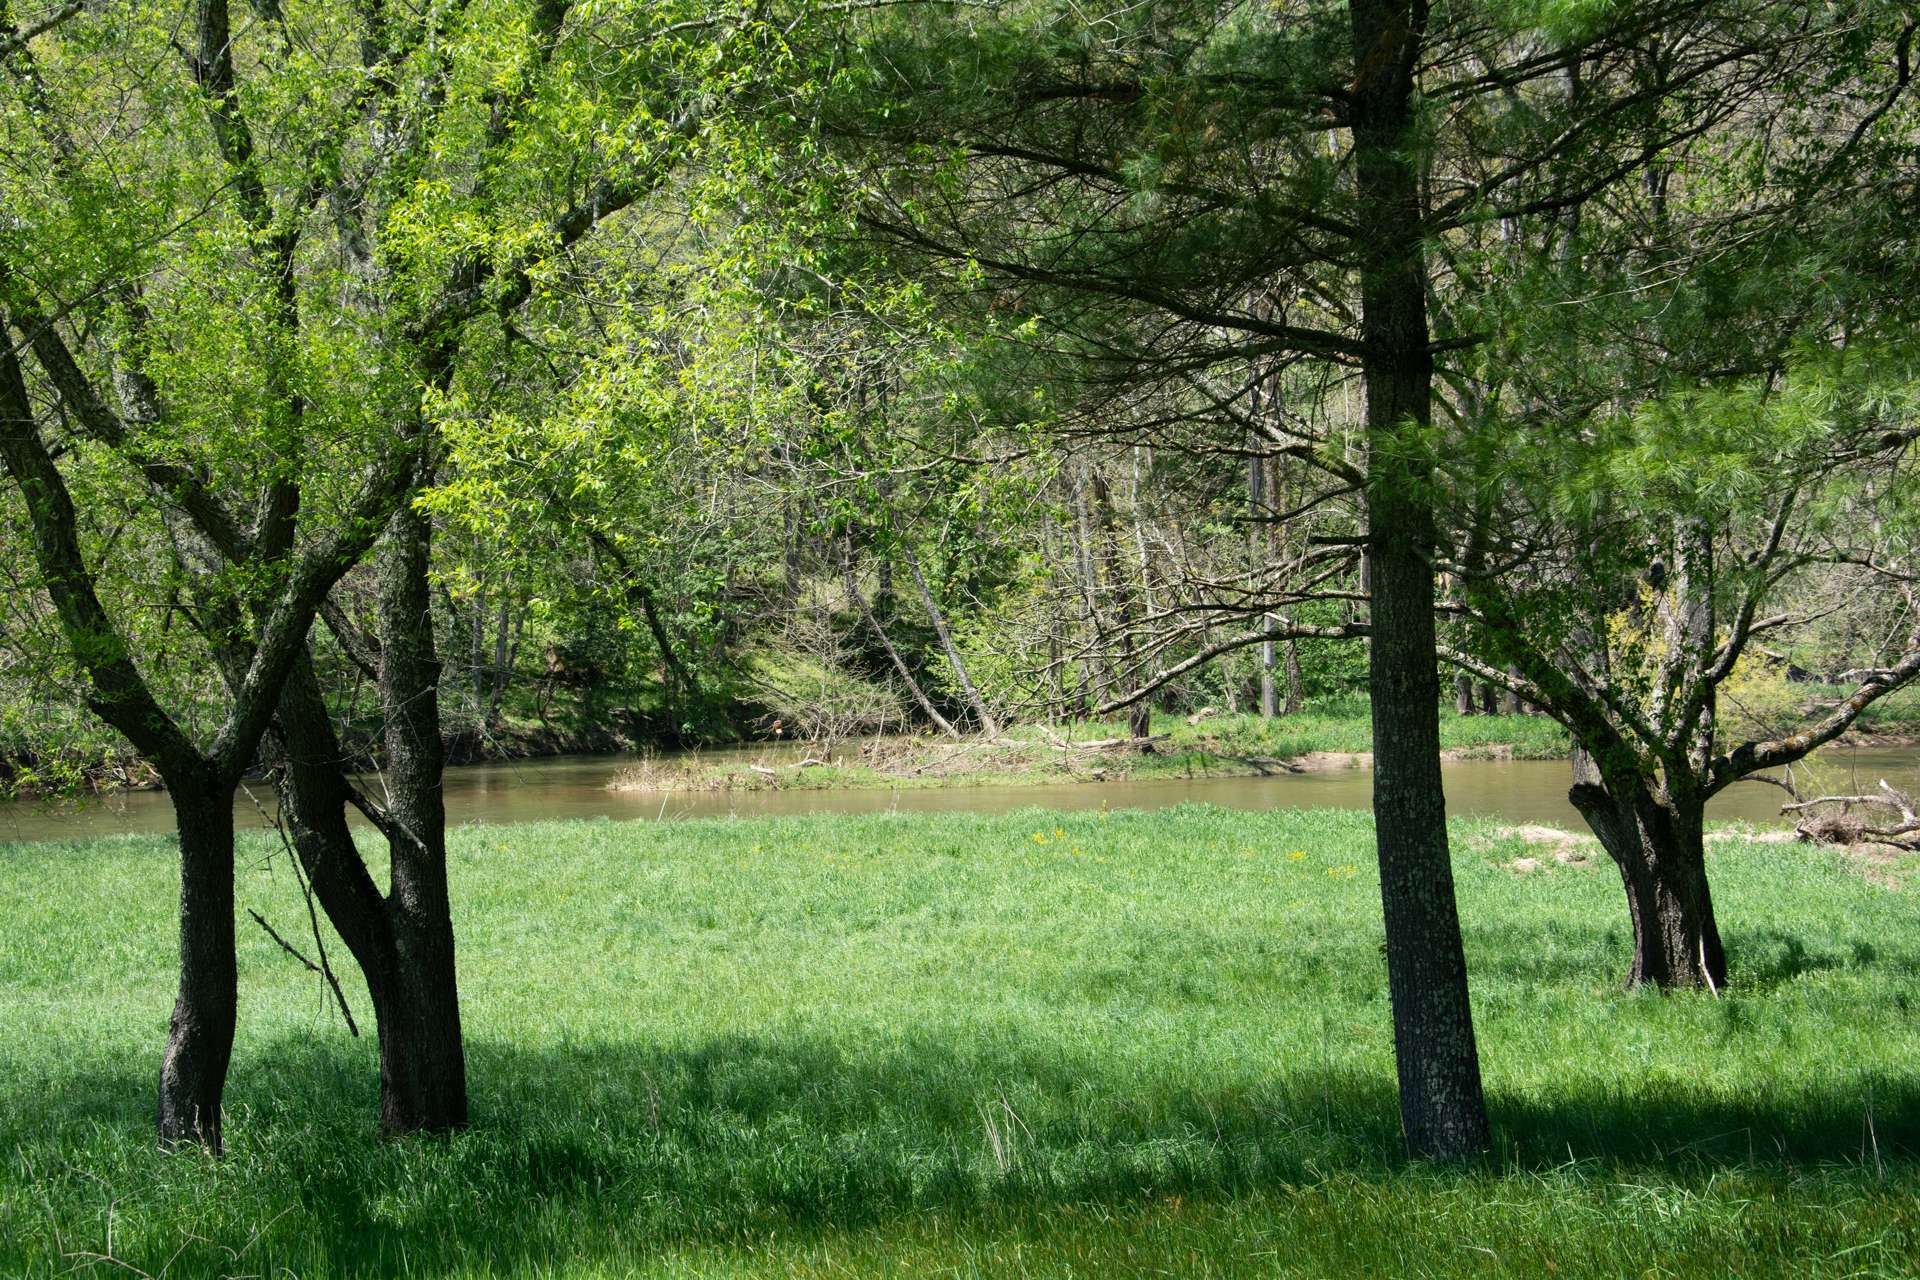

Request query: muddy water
[{"left": 5, "top": 741, "right": 1918, "bottom": 846}]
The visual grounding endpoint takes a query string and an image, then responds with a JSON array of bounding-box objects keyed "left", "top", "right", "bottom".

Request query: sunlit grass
[{"left": 2, "top": 806, "right": 1916, "bottom": 1277}]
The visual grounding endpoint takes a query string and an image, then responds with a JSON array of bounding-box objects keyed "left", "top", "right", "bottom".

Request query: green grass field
[{"left": 3, "top": 806, "right": 1917, "bottom": 1277}]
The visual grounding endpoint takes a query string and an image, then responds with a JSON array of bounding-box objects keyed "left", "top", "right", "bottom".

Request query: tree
[
  {"left": 0, "top": 0, "right": 451, "bottom": 1147},
  {"left": 795, "top": 0, "right": 1914, "bottom": 1148},
  {"left": 0, "top": 319, "right": 413, "bottom": 1150},
  {"left": 1448, "top": 351, "right": 1920, "bottom": 989},
  {"left": 1433, "top": 10, "right": 1920, "bottom": 988},
  {"left": 807, "top": 0, "right": 1505, "bottom": 1156},
  {"left": 0, "top": 0, "right": 759, "bottom": 1139}
]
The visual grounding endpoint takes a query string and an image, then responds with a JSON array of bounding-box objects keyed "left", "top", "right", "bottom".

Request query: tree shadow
[
  {"left": 1735, "top": 928, "right": 1864, "bottom": 992},
  {"left": 15, "top": 871, "right": 1920, "bottom": 1270},
  {"left": 1460, "top": 916, "right": 1920, "bottom": 995},
  {"left": 15, "top": 1023, "right": 1920, "bottom": 1276}
]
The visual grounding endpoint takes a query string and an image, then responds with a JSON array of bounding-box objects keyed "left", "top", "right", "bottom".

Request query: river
[{"left": 4, "top": 741, "right": 1918, "bottom": 845}]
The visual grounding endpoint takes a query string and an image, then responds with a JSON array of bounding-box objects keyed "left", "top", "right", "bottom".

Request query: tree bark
[
  {"left": 273, "top": 646, "right": 475, "bottom": 1136},
  {"left": 1568, "top": 764, "right": 1726, "bottom": 991},
  {"left": 1348, "top": 0, "right": 1491, "bottom": 1161},
  {"left": 156, "top": 781, "right": 239, "bottom": 1151},
  {"left": 374, "top": 499, "right": 469, "bottom": 1133}
]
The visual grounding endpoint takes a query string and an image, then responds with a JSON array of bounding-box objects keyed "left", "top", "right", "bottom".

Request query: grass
[
  {"left": 2, "top": 805, "right": 1917, "bottom": 1277},
  {"left": 615, "top": 703, "right": 1575, "bottom": 793}
]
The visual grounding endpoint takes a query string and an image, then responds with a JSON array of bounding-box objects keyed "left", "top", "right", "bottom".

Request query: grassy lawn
[{"left": 2, "top": 806, "right": 1917, "bottom": 1277}]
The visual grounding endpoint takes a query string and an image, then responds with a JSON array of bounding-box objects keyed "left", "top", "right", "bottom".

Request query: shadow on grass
[
  {"left": 16, "top": 1026, "right": 1920, "bottom": 1270},
  {"left": 18, "top": 1028, "right": 1920, "bottom": 1189}
]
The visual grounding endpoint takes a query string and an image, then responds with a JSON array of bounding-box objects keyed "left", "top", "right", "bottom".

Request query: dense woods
[{"left": 3, "top": 0, "right": 1919, "bottom": 1176}]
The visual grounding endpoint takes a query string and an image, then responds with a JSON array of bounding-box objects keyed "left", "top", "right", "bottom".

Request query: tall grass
[{"left": 2, "top": 806, "right": 1915, "bottom": 1277}]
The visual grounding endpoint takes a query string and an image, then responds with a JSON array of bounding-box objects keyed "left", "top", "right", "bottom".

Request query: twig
[
  {"left": 1867, "top": 1084, "right": 1885, "bottom": 1183},
  {"left": 248, "top": 908, "right": 323, "bottom": 974},
  {"left": 1734, "top": 771, "right": 1798, "bottom": 798},
  {"left": 241, "top": 783, "right": 360, "bottom": 1037},
  {"left": 247, "top": 910, "right": 359, "bottom": 1038}
]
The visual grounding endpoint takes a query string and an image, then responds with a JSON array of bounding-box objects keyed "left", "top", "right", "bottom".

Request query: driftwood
[
  {"left": 1783, "top": 779, "right": 1920, "bottom": 850},
  {"left": 1038, "top": 729, "right": 1172, "bottom": 751},
  {"left": 1218, "top": 755, "right": 1303, "bottom": 776}
]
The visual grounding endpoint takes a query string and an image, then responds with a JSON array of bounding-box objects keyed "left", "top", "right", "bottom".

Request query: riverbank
[
  {"left": 4, "top": 807, "right": 1916, "bottom": 1278},
  {"left": 611, "top": 708, "right": 1575, "bottom": 794},
  {"left": 18, "top": 689, "right": 1919, "bottom": 805},
  {"left": 11, "top": 729, "right": 1920, "bottom": 845}
]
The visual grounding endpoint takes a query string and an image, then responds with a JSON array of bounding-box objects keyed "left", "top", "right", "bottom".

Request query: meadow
[{"left": 3, "top": 805, "right": 1917, "bottom": 1278}]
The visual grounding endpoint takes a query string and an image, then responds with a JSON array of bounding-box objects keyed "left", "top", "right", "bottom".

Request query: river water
[{"left": 4, "top": 741, "right": 1918, "bottom": 845}]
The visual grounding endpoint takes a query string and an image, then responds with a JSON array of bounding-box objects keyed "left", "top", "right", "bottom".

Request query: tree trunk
[
  {"left": 375, "top": 499, "right": 468, "bottom": 1133},
  {"left": 488, "top": 595, "right": 518, "bottom": 725},
  {"left": 783, "top": 494, "right": 802, "bottom": 607},
  {"left": 1251, "top": 447, "right": 1277, "bottom": 718},
  {"left": 469, "top": 581, "right": 489, "bottom": 710},
  {"left": 1454, "top": 672, "right": 1476, "bottom": 715},
  {"left": 1070, "top": 472, "right": 1108, "bottom": 706},
  {"left": 1348, "top": 0, "right": 1491, "bottom": 1161},
  {"left": 1283, "top": 635, "right": 1304, "bottom": 714},
  {"left": 1261, "top": 638, "right": 1279, "bottom": 716},
  {"left": 1090, "top": 468, "right": 1154, "bottom": 744},
  {"left": 1568, "top": 770, "right": 1726, "bottom": 991},
  {"left": 901, "top": 539, "right": 999, "bottom": 736},
  {"left": 274, "top": 649, "right": 477, "bottom": 1137},
  {"left": 1500, "top": 668, "right": 1524, "bottom": 715},
  {"left": 1478, "top": 683, "right": 1497, "bottom": 716},
  {"left": 157, "top": 782, "right": 238, "bottom": 1152}
]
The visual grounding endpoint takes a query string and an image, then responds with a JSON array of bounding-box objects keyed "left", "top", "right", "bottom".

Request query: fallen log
[{"left": 1039, "top": 731, "right": 1172, "bottom": 751}]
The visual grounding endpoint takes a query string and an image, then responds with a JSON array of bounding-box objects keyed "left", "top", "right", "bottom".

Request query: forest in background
[{"left": 4, "top": 0, "right": 1919, "bottom": 790}]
